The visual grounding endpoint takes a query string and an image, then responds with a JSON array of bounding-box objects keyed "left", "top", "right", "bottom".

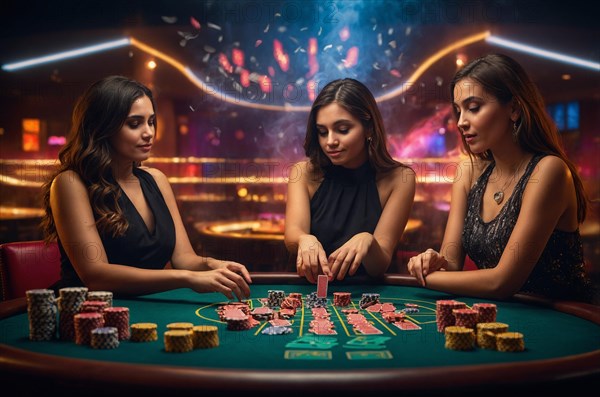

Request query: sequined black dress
[{"left": 462, "top": 154, "right": 593, "bottom": 302}]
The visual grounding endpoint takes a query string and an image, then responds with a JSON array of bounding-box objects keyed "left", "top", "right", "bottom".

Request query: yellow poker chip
[
  {"left": 444, "top": 326, "right": 475, "bottom": 351},
  {"left": 166, "top": 322, "right": 194, "bottom": 331},
  {"left": 496, "top": 332, "right": 525, "bottom": 352},
  {"left": 476, "top": 322, "right": 509, "bottom": 349},
  {"left": 164, "top": 330, "right": 194, "bottom": 353},
  {"left": 130, "top": 322, "right": 158, "bottom": 342},
  {"left": 193, "top": 325, "right": 220, "bottom": 349}
]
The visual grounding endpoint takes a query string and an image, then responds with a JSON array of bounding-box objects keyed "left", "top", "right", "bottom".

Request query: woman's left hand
[
  {"left": 328, "top": 232, "right": 374, "bottom": 281},
  {"left": 206, "top": 258, "right": 253, "bottom": 285}
]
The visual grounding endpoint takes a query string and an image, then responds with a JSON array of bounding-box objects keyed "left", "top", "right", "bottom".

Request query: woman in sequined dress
[{"left": 408, "top": 54, "right": 594, "bottom": 302}]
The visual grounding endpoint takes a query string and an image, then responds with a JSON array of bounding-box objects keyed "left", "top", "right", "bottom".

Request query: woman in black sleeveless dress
[
  {"left": 42, "top": 76, "right": 251, "bottom": 300},
  {"left": 408, "top": 54, "right": 595, "bottom": 303},
  {"left": 285, "top": 79, "right": 416, "bottom": 283}
]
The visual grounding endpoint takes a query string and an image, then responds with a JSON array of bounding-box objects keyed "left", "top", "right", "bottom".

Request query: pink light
[
  {"left": 306, "top": 38, "right": 319, "bottom": 78},
  {"left": 48, "top": 135, "right": 66, "bottom": 146},
  {"left": 343, "top": 46, "right": 359, "bottom": 68},
  {"left": 232, "top": 48, "right": 244, "bottom": 67},
  {"left": 190, "top": 17, "right": 201, "bottom": 30},
  {"left": 239, "top": 68, "right": 250, "bottom": 87},
  {"left": 218, "top": 53, "right": 233, "bottom": 73},
  {"left": 273, "top": 39, "right": 290, "bottom": 72},
  {"left": 260, "top": 75, "right": 272, "bottom": 93},
  {"left": 339, "top": 26, "right": 350, "bottom": 42},
  {"left": 307, "top": 79, "right": 317, "bottom": 102}
]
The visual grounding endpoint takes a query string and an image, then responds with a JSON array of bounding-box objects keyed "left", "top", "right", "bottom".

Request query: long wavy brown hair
[
  {"left": 41, "top": 76, "right": 156, "bottom": 241},
  {"left": 450, "top": 54, "right": 588, "bottom": 223},
  {"left": 304, "top": 78, "right": 407, "bottom": 178}
]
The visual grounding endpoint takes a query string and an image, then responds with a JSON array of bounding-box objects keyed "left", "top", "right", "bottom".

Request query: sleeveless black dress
[
  {"left": 310, "top": 161, "right": 382, "bottom": 275},
  {"left": 54, "top": 167, "right": 176, "bottom": 289},
  {"left": 462, "top": 154, "right": 594, "bottom": 302}
]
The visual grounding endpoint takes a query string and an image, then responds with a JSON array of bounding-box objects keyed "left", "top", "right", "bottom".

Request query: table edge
[{"left": 1, "top": 272, "right": 599, "bottom": 392}]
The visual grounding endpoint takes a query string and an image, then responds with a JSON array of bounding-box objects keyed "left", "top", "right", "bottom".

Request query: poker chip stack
[
  {"left": 25, "top": 289, "right": 58, "bottom": 341},
  {"left": 472, "top": 303, "right": 497, "bottom": 323},
  {"left": 228, "top": 302, "right": 251, "bottom": 315},
  {"left": 80, "top": 300, "right": 108, "bottom": 313},
  {"left": 444, "top": 326, "right": 476, "bottom": 350},
  {"left": 400, "top": 306, "right": 418, "bottom": 314},
  {"left": 90, "top": 326, "right": 120, "bottom": 349},
  {"left": 57, "top": 287, "right": 88, "bottom": 341},
  {"left": 166, "top": 322, "right": 194, "bottom": 332},
  {"left": 267, "top": 290, "right": 285, "bottom": 308},
  {"left": 251, "top": 306, "right": 274, "bottom": 321},
  {"left": 496, "top": 332, "right": 525, "bottom": 352},
  {"left": 74, "top": 312, "right": 104, "bottom": 345},
  {"left": 262, "top": 325, "right": 293, "bottom": 335},
  {"left": 103, "top": 307, "right": 130, "bottom": 340},
  {"left": 193, "top": 325, "right": 220, "bottom": 348},
  {"left": 436, "top": 300, "right": 467, "bottom": 332},
  {"left": 476, "top": 322, "right": 509, "bottom": 349},
  {"left": 86, "top": 291, "right": 113, "bottom": 307},
  {"left": 130, "top": 323, "right": 159, "bottom": 342},
  {"left": 333, "top": 292, "right": 351, "bottom": 307},
  {"left": 453, "top": 308, "right": 479, "bottom": 329},
  {"left": 288, "top": 293, "right": 303, "bottom": 304},
  {"left": 164, "top": 330, "right": 194, "bottom": 353},
  {"left": 225, "top": 314, "right": 253, "bottom": 330},
  {"left": 382, "top": 311, "right": 405, "bottom": 323},
  {"left": 305, "top": 292, "right": 327, "bottom": 308},
  {"left": 358, "top": 293, "right": 380, "bottom": 309},
  {"left": 281, "top": 296, "right": 302, "bottom": 310}
]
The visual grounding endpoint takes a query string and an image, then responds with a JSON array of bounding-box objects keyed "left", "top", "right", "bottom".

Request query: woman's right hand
[
  {"left": 407, "top": 248, "right": 448, "bottom": 286},
  {"left": 189, "top": 268, "right": 251, "bottom": 301},
  {"left": 296, "top": 234, "right": 329, "bottom": 284}
]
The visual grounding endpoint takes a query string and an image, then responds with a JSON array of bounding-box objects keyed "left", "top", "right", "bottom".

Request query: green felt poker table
[{"left": 1, "top": 273, "right": 599, "bottom": 396}]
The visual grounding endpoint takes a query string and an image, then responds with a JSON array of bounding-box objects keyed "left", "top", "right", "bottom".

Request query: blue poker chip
[
  {"left": 261, "top": 326, "right": 293, "bottom": 335},
  {"left": 401, "top": 308, "right": 419, "bottom": 314}
]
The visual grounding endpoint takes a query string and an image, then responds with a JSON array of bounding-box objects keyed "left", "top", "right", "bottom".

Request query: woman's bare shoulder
[
  {"left": 52, "top": 170, "right": 84, "bottom": 188},
  {"left": 379, "top": 164, "right": 416, "bottom": 186}
]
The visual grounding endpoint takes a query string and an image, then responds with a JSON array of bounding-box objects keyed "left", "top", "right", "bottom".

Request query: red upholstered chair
[{"left": 0, "top": 240, "right": 61, "bottom": 300}]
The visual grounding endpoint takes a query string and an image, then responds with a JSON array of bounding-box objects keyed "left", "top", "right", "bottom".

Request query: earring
[
  {"left": 512, "top": 121, "right": 518, "bottom": 142},
  {"left": 367, "top": 136, "right": 373, "bottom": 144}
]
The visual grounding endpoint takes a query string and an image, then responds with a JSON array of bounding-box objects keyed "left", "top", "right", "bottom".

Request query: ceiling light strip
[
  {"left": 487, "top": 36, "right": 600, "bottom": 71},
  {"left": 2, "top": 38, "right": 131, "bottom": 71}
]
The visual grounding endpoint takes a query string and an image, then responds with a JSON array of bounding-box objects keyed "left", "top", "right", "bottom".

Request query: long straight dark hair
[
  {"left": 304, "top": 78, "right": 407, "bottom": 178},
  {"left": 450, "top": 54, "right": 588, "bottom": 222}
]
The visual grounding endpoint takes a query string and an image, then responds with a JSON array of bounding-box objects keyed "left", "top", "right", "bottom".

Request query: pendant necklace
[{"left": 493, "top": 158, "right": 526, "bottom": 205}]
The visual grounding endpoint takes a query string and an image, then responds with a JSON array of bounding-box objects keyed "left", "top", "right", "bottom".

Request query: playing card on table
[{"left": 392, "top": 320, "right": 422, "bottom": 330}]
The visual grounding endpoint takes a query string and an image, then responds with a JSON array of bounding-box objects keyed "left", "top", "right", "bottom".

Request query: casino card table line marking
[{"left": 330, "top": 303, "right": 354, "bottom": 337}]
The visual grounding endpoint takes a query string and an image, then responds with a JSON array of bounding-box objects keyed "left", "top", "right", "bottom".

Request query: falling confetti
[
  {"left": 161, "top": 16, "right": 177, "bottom": 24},
  {"left": 190, "top": 17, "right": 201, "bottom": 30}
]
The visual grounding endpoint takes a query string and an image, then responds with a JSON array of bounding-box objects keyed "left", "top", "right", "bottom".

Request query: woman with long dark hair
[
  {"left": 408, "top": 54, "right": 594, "bottom": 302},
  {"left": 285, "top": 78, "right": 416, "bottom": 283},
  {"left": 42, "top": 75, "right": 251, "bottom": 299}
]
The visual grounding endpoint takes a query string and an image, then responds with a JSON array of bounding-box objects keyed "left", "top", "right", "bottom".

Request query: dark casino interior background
[{"left": 0, "top": 0, "right": 598, "bottom": 275}]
